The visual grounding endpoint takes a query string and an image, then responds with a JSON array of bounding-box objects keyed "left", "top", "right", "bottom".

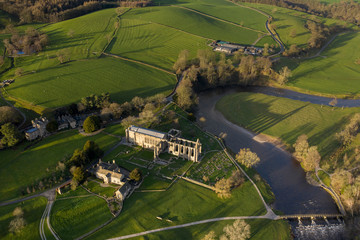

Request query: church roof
[{"left": 129, "top": 125, "right": 166, "bottom": 139}]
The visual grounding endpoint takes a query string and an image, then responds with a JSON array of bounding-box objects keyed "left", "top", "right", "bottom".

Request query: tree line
[
  {"left": 3, "top": 27, "right": 48, "bottom": 55},
  {"left": 173, "top": 49, "right": 290, "bottom": 110},
  {"left": 0, "top": 0, "right": 151, "bottom": 23},
  {"left": 233, "top": 0, "right": 360, "bottom": 26}
]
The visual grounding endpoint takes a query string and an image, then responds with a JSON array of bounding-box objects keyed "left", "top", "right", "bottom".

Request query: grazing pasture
[
  {"left": 179, "top": 0, "right": 268, "bottom": 32},
  {"left": 0, "top": 130, "right": 118, "bottom": 202},
  {"left": 5, "top": 57, "right": 176, "bottom": 108},
  {"left": 242, "top": 2, "right": 351, "bottom": 48},
  {"left": 216, "top": 92, "right": 360, "bottom": 158},
  {"left": 123, "top": 6, "right": 259, "bottom": 44},
  {"left": 287, "top": 32, "right": 360, "bottom": 96},
  {"left": 108, "top": 18, "right": 208, "bottom": 70},
  {"left": 51, "top": 196, "right": 112, "bottom": 239}
]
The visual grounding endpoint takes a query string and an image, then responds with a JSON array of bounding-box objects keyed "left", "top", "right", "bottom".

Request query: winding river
[{"left": 195, "top": 87, "right": 355, "bottom": 214}]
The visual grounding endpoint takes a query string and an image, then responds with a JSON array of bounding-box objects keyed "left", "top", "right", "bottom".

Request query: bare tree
[
  {"left": 235, "top": 148, "right": 260, "bottom": 168},
  {"left": 293, "top": 134, "right": 309, "bottom": 161},
  {"left": 221, "top": 219, "right": 251, "bottom": 240},
  {"left": 202, "top": 231, "right": 216, "bottom": 240},
  {"left": 215, "top": 178, "right": 231, "bottom": 199}
]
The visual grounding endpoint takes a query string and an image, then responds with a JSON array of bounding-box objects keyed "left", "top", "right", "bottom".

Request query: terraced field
[
  {"left": 123, "top": 6, "right": 260, "bottom": 44},
  {"left": 287, "top": 31, "right": 360, "bottom": 96},
  {"left": 107, "top": 18, "right": 208, "bottom": 70},
  {"left": 5, "top": 57, "right": 176, "bottom": 108}
]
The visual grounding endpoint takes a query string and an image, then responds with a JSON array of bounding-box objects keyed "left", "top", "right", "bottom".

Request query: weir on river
[{"left": 196, "top": 88, "right": 341, "bottom": 215}]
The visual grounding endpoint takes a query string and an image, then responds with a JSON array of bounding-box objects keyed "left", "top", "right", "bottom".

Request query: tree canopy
[
  {"left": 83, "top": 115, "right": 101, "bottom": 133},
  {"left": 0, "top": 123, "right": 22, "bottom": 147}
]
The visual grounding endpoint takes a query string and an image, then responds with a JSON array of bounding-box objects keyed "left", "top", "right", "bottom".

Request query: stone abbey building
[{"left": 125, "top": 126, "right": 202, "bottom": 162}]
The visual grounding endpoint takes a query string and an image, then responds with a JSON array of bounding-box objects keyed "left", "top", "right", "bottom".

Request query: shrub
[
  {"left": 83, "top": 115, "right": 101, "bottom": 133},
  {"left": 46, "top": 120, "right": 58, "bottom": 133}
]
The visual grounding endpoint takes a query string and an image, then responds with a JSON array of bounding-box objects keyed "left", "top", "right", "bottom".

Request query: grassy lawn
[
  {"left": 285, "top": 31, "right": 360, "bottom": 97},
  {"left": 56, "top": 186, "right": 90, "bottom": 199},
  {"left": 178, "top": 0, "right": 268, "bottom": 32},
  {"left": 131, "top": 219, "right": 291, "bottom": 240},
  {"left": 104, "top": 123, "right": 126, "bottom": 137},
  {"left": 108, "top": 18, "right": 208, "bottom": 70},
  {"left": 51, "top": 195, "right": 112, "bottom": 239},
  {"left": 88, "top": 179, "right": 267, "bottom": 239},
  {"left": 86, "top": 180, "right": 117, "bottom": 198},
  {"left": 0, "top": 197, "right": 47, "bottom": 240},
  {"left": 139, "top": 174, "right": 172, "bottom": 190},
  {"left": 123, "top": 6, "right": 259, "bottom": 44},
  {"left": 216, "top": 92, "right": 360, "bottom": 159},
  {"left": 0, "top": 130, "right": 118, "bottom": 202},
  {"left": 4, "top": 57, "right": 176, "bottom": 108}
]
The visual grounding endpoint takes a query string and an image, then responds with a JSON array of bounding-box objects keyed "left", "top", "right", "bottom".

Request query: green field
[
  {"left": 51, "top": 196, "right": 112, "bottom": 239},
  {"left": 88, "top": 179, "right": 267, "bottom": 239},
  {"left": 243, "top": 2, "right": 350, "bottom": 48},
  {"left": 133, "top": 219, "right": 291, "bottom": 240},
  {"left": 216, "top": 92, "right": 360, "bottom": 159},
  {"left": 286, "top": 31, "right": 360, "bottom": 96},
  {"left": 123, "top": 6, "right": 259, "bottom": 44},
  {"left": 4, "top": 57, "right": 176, "bottom": 108},
  {"left": 0, "top": 197, "right": 47, "bottom": 239},
  {"left": 179, "top": 0, "right": 268, "bottom": 32},
  {"left": 107, "top": 18, "right": 208, "bottom": 70},
  {"left": 0, "top": 130, "right": 118, "bottom": 202}
]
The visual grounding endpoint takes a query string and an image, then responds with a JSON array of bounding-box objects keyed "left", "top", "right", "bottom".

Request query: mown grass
[
  {"left": 216, "top": 92, "right": 360, "bottom": 159},
  {"left": 5, "top": 57, "right": 176, "bottom": 108},
  {"left": 286, "top": 31, "right": 360, "bottom": 97},
  {"left": 0, "top": 130, "right": 118, "bottom": 202},
  {"left": 178, "top": 0, "right": 268, "bottom": 32},
  {"left": 132, "top": 219, "right": 291, "bottom": 240},
  {"left": 123, "top": 6, "right": 259, "bottom": 44},
  {"left": 108, "top": 18, "right": 208, "bottom": 70},
  {"left": 0, "top": 197, "right": 47, "bottom": 240},
  {"left": 51, "top": 195, "right": 112, "bottom": 239},
  {"left": 86, "top": 180, "right": 116, "bottom": 198},
  {"left": 88, "top": 179, "right": 267, "bottom": 239}
]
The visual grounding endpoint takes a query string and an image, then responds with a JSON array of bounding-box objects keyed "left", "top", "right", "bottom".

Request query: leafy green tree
[
  {"left": 71, "top": 166, "right": 85, "bottom": 183},
  {"left": 68, "top": 149, "right": 88, "bottom": 167},
  {"left": 235, "top": 148, "right": 260, "bottom": 168},
  {"left": 46, "top": 120, "right": 58, "bottom": 133},
  {"left": 83, "top": 115, "right": 101, "bottom": 133},
  {"left": 83, "top": 140, "right": 103, "bottom": 159},
  {"left": 214, "top": 178, "right": 231, "bottom": 199},
  {"left": 0, "top": 123, "right": 22, "bottom": 147},
  {"left": 129, "top": 168, "right": 142, "bottom": 181}
]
